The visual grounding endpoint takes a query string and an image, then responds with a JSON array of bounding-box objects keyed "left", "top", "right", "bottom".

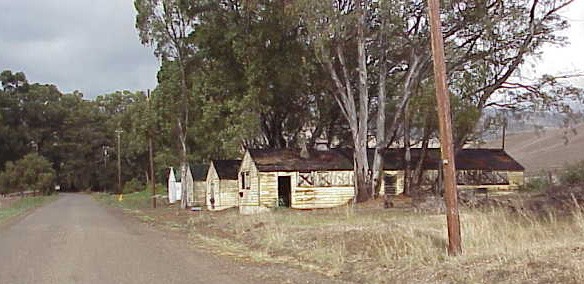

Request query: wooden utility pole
[
  {"left": 147, "top": 90, "right": 156, "bottom": 208},
  {"left": 116, "top": 129, "right": 124, "bottom": 194},
  {"left": 502, "top": 117, "right": 507, "bottom": 150},
  {"left": 426, "top": 0, "right": 463, "bottom": 255}
]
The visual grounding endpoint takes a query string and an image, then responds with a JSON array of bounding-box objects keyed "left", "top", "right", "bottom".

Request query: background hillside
[{"left": 483, "top": 123, "right": 584, "bottom": 176}]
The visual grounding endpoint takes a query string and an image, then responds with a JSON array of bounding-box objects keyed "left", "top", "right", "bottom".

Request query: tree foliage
[
  {"left": 0, "top": 0, "right": 580, "bottom": 202},
  {"left": 0, "top": 153, "right": 55, "bottom": 195}
]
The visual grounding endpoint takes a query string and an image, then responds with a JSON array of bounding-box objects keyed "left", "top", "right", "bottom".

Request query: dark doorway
[{"left": 278, "top": 176, "right": 292, "bottom": 207}]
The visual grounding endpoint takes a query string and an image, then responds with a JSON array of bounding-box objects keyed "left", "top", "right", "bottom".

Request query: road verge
[
  {"left": 0, "top": 195, "right": 58, "bottom": 227},
  {"left": 95, "top": 190, "right": 584, "bottom": 283}
]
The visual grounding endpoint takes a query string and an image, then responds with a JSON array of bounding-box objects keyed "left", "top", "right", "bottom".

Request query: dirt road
[{"left": 0, "top": 194, "right": 338, "bottom": 284}]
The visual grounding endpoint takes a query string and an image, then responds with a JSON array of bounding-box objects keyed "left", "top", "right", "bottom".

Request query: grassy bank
[
  {"left": 97, "top": 191, "right": 584, "bottom": 283},
  {"left": 0, "top": 195, "right": 58, "bottom": 224},
  {"left": 94, "top": 190, "right": 154, "bottom": 210}
]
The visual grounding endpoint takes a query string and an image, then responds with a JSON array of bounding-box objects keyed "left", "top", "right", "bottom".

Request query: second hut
[{"left": 206, "top": 159, "right": 242, "bottom": 211}]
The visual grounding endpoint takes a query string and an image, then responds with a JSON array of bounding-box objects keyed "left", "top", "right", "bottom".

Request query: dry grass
[
  {"left": 484, "top": 123, "right": 584, "bottom": 175},
  {"left": 98, "top": 191, "right": 584, "bottom": 283},
  {"left": 184, "top": 205, "right": 584, "bottom": 283}
]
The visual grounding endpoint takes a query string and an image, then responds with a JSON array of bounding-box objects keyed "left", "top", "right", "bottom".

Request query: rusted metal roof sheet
[
  {"left": 248, "top": 148, "right": 524, "bottom": 172},
  {"left": 381, "top": 148, "right": 525, "bottom": 171},
  {"left": 211, "top": 159, "right": 242, "bottom": 180},
  {"left": 248, "top": 149, "right": 353, "bottom": 172}
]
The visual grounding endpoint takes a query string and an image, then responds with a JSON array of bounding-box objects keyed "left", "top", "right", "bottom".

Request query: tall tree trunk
[
  {"left": 178, "top": 58, "right": 189, "bottom": 210},
  {"left": 373, "top": 53, "right": 425, "bottom": 197},
  {"left": 322, "top": 45, "right": 362, "bottom": 202},
  {"left": 354, "top": 140, "right": 370, "bottom": 202},
  {"left": 355, "top": 0, "right": 371, "bottom": 201},
  {"left": 371, "top": 17, "right": 387, "bottom": 199},
  {"left": 412, "top": 117, "right": 432, "bottom": 190},
  {"left": 318, "top": 0, "right": 373, "bottom": 203}
]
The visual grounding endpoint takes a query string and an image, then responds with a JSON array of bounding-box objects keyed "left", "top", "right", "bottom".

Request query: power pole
[
  {"left": 116, "top": 129, "right": 124, "bottom": 194},
  {"left": 502, "top": 117, "right": 507, "bottom": 150},
  {"left": 147, "top": 90, "right": 156, "bottom": 208},
  {"left": 426, "top": 0, "right": 463, "bottom": 255}
]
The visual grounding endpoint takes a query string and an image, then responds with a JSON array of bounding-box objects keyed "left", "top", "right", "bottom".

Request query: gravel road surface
[{"left": 0, "top": 194, "right": 337, "bottom": 284}]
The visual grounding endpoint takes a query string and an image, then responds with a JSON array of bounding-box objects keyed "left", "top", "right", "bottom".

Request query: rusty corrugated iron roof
[
  {"left": 381, "top": 148, "right": 524, "bottom": 171},
  {"left": 247, "top": 148, "right": 524, "bottom": 172},
  {"left": 211, "top": 159, "right": 242, "bottom": 180},
  {"left": 248, "top": 149, "right": 353, "bottom": 172}
]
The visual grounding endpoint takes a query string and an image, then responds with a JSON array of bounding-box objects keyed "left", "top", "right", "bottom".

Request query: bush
[
  {"left": 524, "top": 176, "right": 551, "bottom": 191},
  {"left": 0, "top": 153, "right": 56, "bottom": 195},
  {"left": 560, "top": 160, "right": 584, "bottom": 185},
  {"left": 123, "top": 178, "right": 145, "bottom": 194}
]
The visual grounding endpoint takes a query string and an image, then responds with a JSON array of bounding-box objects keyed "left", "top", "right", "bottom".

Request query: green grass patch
[
  {"left": 0, "top": 195, "right": 58, "bottom": 224},
  {"left": 94, "top": 190, "right": 153, "bottom": 210}
]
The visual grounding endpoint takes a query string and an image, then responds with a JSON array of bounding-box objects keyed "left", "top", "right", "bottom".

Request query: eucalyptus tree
[
  {"left": 189, "top": 0, "right": 332, "bottom": 153},
  {"left": 296, "top": 0, "right": 424, "bottom": 201},
  {"left": 135, "top": 0, "right": 205, "bottom": 208},
  {"left": 296, "top": 0, "right": 579, "bottom": 201}
]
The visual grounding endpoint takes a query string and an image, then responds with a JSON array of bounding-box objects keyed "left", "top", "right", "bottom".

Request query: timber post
[
  {"left": 115, "top": 129, "right": 124, "bottom": 195},
  {"left": 147, "top": 89, "right": 156, "bottom": 208},
  {"left": 426, "top": 0, "right": 463, "bottom": 255}
]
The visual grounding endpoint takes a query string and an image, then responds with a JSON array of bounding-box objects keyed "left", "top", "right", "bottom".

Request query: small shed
[
  {"left": 206, "top": 160, "right": 241, "bottom": 211},
  {"left": 188, "top": 164, "right": 208, "bottom": 207},
  {"left": 167, "top": 167, "right": 181, "bottom": 204},
  {"left": 238, "top": 149, "right": 354, "bottom": 214}
]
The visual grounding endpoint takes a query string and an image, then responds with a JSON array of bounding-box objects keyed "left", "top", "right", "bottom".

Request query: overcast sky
[
  {"left": 0, "top": 0, "right": 159, "bottom": 99},
  {"left": 0, "top": 1, "right": 582, "bottom": 100},
  {"left": 532, "top": 0, "right": 584, "bottom": 87}
]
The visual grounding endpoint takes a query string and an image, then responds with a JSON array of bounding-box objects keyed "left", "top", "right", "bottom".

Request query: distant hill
[
  {"left": 480, "top": 110, "right": 581, "bottom": 140},
  {"left": 483, "top": 123, "right": 584, "bottom": 176}
]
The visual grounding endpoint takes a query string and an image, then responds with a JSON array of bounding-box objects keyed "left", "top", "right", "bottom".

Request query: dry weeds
[
  {"left": 179, "top": 202, "right": 584, "bottom": 283},
  {"left": 99, "top": 191, "right": 584, "bottom": 283}
]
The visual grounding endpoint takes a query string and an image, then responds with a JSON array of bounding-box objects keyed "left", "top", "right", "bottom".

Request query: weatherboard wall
[
  {"left": 193, "top": 181, "right": 206, "bottom": 207},
  {"left": 238, "top": 150, "right": 357, "bottom": 213},
  {"left": 380, "top": 171, "right": 405, "bottom": 196},
  {"left": 238, "top": 151, "right": 266, "bottom": 215},
  {"left": 206, "top": 163, "right": 239, "bottom": 211}
]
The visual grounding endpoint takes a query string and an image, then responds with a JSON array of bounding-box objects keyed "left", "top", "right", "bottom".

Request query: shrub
[
  {"left": 0, "top": 153, "right": 56, "bottom": 195},
  {"left": 560, "top": 160, "right": 584, "bottom": 185},
  {"left": 524, "top": 176, "right": 551, "bottom": 191},
  {"left": 123, "top": 178, "right": 145, "bottom": 194}
]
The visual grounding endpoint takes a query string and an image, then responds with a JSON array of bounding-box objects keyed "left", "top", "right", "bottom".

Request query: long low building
[
  {"left": 380, "top": 148, "right": 525, "bottom": 194},
  {"left": 237, "top": 148, "right": 524, "bottom": 214}
]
